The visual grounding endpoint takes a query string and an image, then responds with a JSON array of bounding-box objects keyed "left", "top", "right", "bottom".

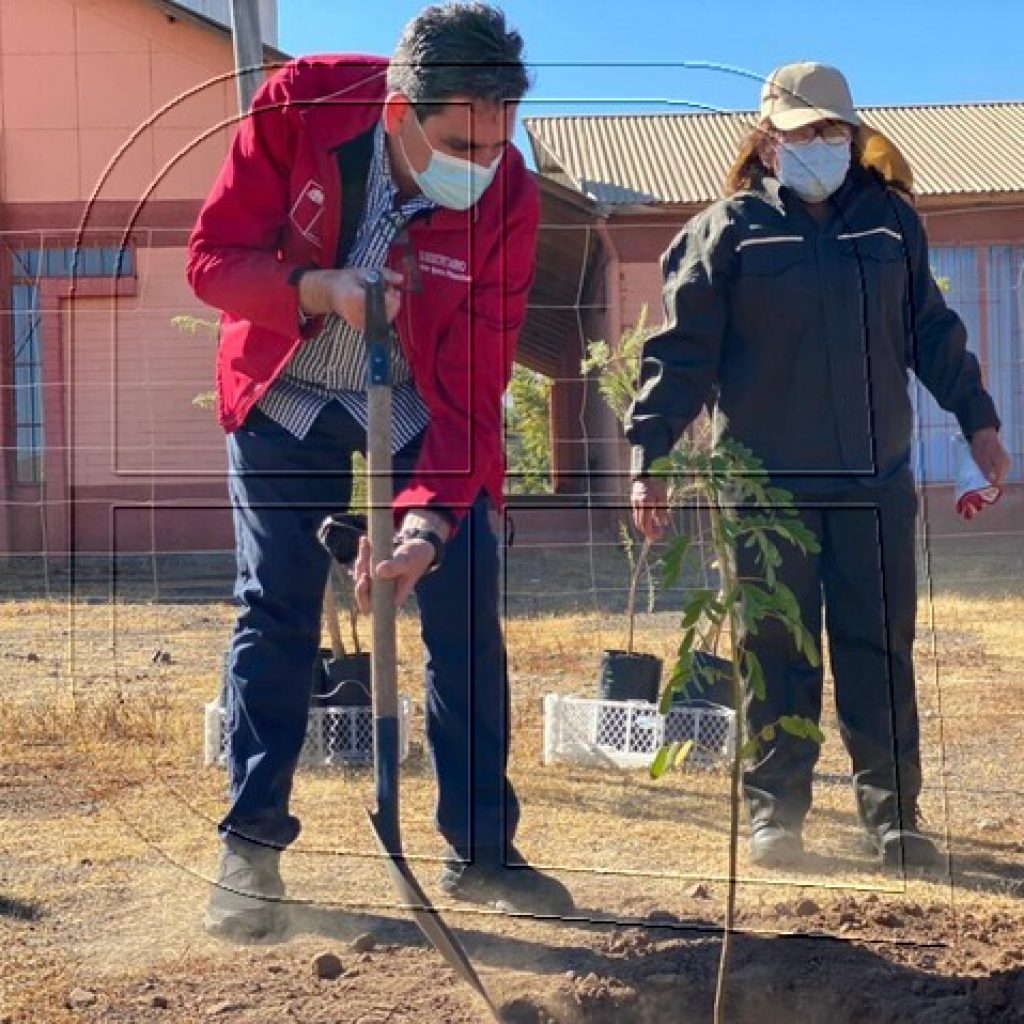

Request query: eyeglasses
[{"left": 776, "top": 121, "right": 854, "bottom": 145}]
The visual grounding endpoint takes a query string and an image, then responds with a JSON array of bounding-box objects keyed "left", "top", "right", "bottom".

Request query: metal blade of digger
[{"left": 363, "top": 273, "right": 499, "bottom": 1020}]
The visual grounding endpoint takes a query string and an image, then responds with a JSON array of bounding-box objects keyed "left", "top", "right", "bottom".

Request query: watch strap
[{"left": 394, "top": 527, "right": 445, "bottom": 572}]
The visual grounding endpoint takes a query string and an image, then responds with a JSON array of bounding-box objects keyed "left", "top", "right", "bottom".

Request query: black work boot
[
  {"left": 205, "top": 837, "right": 287, "bottom": 942},
  {"left": 870, "top": 808, "right": 943, "bottom": 873},
  {"left": 439, "top": 847, "right": 575, "bottom": 916},
  {"left": 749, "top": 823, "right": 804, "bottom": 869}
]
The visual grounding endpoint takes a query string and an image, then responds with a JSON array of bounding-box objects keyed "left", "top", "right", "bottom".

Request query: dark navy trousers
[
  {"left": 221, "top": 402, "right": 520, "bottom": 861},
  {"left": 739, "top": 478, "right": 922, "bottom": 837}
]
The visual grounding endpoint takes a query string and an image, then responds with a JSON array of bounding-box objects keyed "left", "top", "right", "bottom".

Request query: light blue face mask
[
  {"left": 403, "top": 114, "right": 502, "bottom": 211},
  {"left": 776, "top": 138, "right": 851, "bottom": 202}
]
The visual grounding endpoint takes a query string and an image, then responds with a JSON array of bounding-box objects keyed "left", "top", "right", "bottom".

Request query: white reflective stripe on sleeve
[
  {"left": 836, "top": 227, "right": 904, "bottom": 241},
  {"left": 734, "top": 235, "right": 805, "bottom": 252}
]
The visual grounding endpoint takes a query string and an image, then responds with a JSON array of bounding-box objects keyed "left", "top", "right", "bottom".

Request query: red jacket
[{"left": 186, "top": 55, "right": 540, "bottom": 526}]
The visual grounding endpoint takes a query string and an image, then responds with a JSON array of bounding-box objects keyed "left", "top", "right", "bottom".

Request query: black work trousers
[{"left": 738, "top": 479, "right": 922, "bottom": 838}]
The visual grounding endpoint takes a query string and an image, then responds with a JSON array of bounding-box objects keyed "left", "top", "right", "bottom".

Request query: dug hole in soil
[{"left": 500, "top": 923, "right": 1024, "bottom": 1024}]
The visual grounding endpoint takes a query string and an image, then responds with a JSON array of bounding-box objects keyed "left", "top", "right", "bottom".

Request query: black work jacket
[{"left": 626, "top": 168, "right": 1001, "bottom": 491}]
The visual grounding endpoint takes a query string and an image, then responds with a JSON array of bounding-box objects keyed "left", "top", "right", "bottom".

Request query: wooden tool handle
[
  {"left": 368, "top": 383, "right": 397, "bottom": 722},
  {"left": 364, "top": 273, "right": 400, "bottom": 824}
]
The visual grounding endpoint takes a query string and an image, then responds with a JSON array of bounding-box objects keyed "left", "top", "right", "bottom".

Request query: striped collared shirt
[{"left": 258, "top": 121, "right": 434, "bottom": 451}]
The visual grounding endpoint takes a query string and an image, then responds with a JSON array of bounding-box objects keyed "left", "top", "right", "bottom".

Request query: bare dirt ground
[{"left": 2, "top": 533, "right": 1024, "bottom": 1023}]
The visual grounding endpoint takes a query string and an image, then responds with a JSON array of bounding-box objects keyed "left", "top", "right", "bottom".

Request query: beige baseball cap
[{"left": 760, "top": 62, "right": 862, "bottom": 130}]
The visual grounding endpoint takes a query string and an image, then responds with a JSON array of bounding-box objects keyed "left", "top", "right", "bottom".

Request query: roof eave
[
  {"left": 565, "top": 191, "right": 1024, "bottom": 215},
  {"left": 149, "top": 0, "right": 291, "bottom": 63},
  {"left": 917, "top": 190, "right": 1024, "bottom": 208},
  {"left": 601, "top": 200, "right": 710, "bottom": 218},
  {"left": 532, "top": 172, "right": 602, "bottom": 216}
]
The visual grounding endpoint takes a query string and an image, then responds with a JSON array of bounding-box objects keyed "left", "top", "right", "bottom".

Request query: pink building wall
[
  {"left": 0, "top": 0, "right": 238, "bottom": 205},
  {"left": 69, "top": 247, "right": 224, "bottom": 486},
  {"left": 0, "top": 0, "right": 250, "bottom": 554}
]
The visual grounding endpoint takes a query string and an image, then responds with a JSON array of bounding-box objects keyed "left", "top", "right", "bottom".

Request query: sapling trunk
[
  {"left": 709, "top": 499, "right": 744, "bottom": 1024},
  {"left": 624, "top": 537, "right": 651, "bottom": 657},
  {"left": 323, "top": 570, "right": 346, "bottom": 659},
  {"left": 349, "top": 601, "right": 362, "bottom": 655}
]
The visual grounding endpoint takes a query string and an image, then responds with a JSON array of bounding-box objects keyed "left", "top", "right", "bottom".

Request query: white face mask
[
  {"left": 776, "top": 138, "right": 851, "bottom": 202},
  {"left": 402, "top": 114, "right": 502, "bottom": 211}
]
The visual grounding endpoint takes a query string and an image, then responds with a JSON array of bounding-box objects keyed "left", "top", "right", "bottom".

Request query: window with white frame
[
  {"left": 6, "top": 245, "right": 134, "bottom": 484},
  {"left": 911, "top": 245, "right": 1022, "bottom": 484}
]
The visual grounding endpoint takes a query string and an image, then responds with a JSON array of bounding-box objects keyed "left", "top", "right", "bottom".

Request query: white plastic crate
[
  {"left": 543, "top": 694, "right": 736, "bottom": 771},
  {"left": 204, "top": 698, "right": 412, "bottom": 767}
]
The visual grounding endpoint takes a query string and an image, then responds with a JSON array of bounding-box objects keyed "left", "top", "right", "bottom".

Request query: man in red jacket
[{"left": 188, "top": 3, "right": 574, "bottom": 941}]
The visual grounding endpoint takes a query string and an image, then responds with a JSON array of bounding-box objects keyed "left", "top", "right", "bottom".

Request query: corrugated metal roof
[{"left": 524, "top": 103, "right": 1024, "bottom": 206}]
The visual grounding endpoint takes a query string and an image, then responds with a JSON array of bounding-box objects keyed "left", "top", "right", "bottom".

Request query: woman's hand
[
  {"left": 299, "top": 267, "right": 403, "bottom": 331},
  {"left": 631, "top": 477, "right": 670, "bottom": 542},
  {"left": 970, "top": 428, "right": 1012, "bottom": 487}
]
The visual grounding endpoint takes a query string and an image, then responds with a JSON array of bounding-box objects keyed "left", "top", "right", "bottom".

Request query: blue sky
[{"left": 278, "top": 1, "right": 1022, "bottom": 160}]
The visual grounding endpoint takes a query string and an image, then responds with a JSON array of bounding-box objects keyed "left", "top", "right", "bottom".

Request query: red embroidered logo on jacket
[
  {"left": 289, "top": 180, "right": 326, "bottom": 246},
  {"left": 418, "top": 250, "right": 471, "bottom": 283}
]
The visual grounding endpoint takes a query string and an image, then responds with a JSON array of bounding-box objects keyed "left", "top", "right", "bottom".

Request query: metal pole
[{"left": 230, "top": 0, "right": 265, "bottom": 113}]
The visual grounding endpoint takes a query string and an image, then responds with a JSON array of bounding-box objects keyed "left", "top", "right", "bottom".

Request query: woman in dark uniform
[{"left": 628, "top": 63, "right": 1011, "bottom": 870}]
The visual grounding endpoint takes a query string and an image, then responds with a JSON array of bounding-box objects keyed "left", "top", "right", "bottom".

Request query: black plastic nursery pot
[
  {"left": 674, "top": 650, "right": 736, "bottom": 709},
  {"left": 599, "top": 649, "right": 663, "bottom": 704},
  {"left": 596, "top": 650, "right": 663, "bottom": 749},
  {"left": 315, "top": 649, "right": 372, "bottom": 707}
]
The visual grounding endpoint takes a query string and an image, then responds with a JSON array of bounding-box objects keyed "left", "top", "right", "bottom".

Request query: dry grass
[{"left": 1, "top": 543, "right": 1023, "bottom": 1022}]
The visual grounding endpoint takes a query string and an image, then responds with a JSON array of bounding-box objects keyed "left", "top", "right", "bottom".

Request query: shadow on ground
[
  {"left": 0, "top": 893, "right": 43, "bottom": 921},
  {"left": 286, "top": 901, "right": 1023, "bottom": 1023}
]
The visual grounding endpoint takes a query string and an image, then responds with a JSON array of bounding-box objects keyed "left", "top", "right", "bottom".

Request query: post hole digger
[{"left": 320, "top": 272, "right": 500, "bottom": 1019}]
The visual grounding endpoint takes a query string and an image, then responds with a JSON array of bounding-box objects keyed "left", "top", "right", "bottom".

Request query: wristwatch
[
  {"left": 394, "top": 527, "right": 445, "bottom": 572},
  {"left": 289, "top": 265, "right": 314, "bottom": 328}
]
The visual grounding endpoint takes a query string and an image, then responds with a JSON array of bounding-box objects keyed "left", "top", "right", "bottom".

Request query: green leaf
[
  {"left": 778, "top": 716, "right": 807, "bottom": 739},
  {"left": 172, "top": 314, "right": 219, "bottom": 337},
  {"left": 681, "top": 626, "right": 697, "bottom": 655},
  {"left": 745, "top": 650, "right": 766, "bottom": 702},
  {"left": 580, "top": 340, "right": 610, "bottom": 376},
  {"left": 681, "top": 591, "right": 711, "bottom": 629},
  {"left": 673, "top": 740, "right": 695, "bottom": 768},
  {"left": 800, "top": 626, "right": 821, "bottom": 668},
  {"left": 762, "top": 723, "right": 776, "bottom": 743},
  {"left": 660, "top": 536, "right": 692, "bottom": 590},
  {"left": 650, "top": 743, "right": 678, "bottom": 780},
  {"left": 658, "top": 686, "right": 674, "bottom": 716},
  {"left": 663, "top": 651, "right": 695, "bottom": 710},
  {"left": 738, "top": 736, "right": 760, "bottom": 760},
  {"left": 773, "top": 581, "right": 799, "bottom": 619},
  {"left": 800, "top": 719, "right": 826, "bottom": 744}
]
